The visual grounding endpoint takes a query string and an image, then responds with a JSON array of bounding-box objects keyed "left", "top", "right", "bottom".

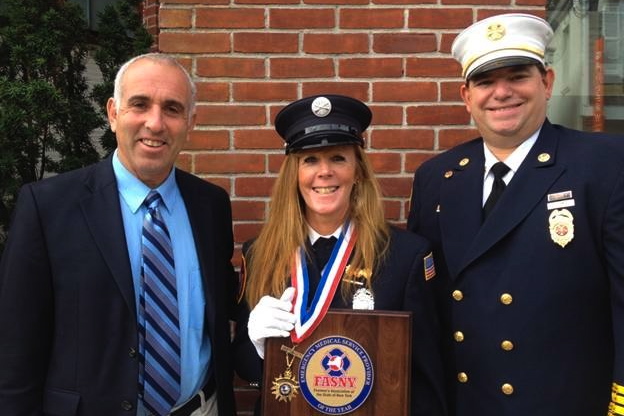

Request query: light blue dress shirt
[{"left": 112, "top": 151, "right": 212, "bottom": 414}]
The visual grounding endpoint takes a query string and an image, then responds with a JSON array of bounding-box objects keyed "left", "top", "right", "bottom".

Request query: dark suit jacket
[
  {"left": 0, "top": 157, "right": 237, "bottom": 415},
  {"left": 407, "top": 120, "right": 624, "bottom": 416},
  {"left": 233, "top": 227, "right": 447, "bottom": 416}
]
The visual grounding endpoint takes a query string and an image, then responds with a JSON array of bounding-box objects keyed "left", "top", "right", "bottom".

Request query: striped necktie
[{"left": 139, "top": 190, "right": 181, "bottom": 415}]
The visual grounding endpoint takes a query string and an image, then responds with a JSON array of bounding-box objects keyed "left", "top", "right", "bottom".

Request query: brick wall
[{"left": 142, "top": 0, "right": 546, "bottom": 413}]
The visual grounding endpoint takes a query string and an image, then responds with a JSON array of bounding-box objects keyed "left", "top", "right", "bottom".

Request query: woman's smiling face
[{"left": 297, "top": 145, "right": 358, "bottom": 234}]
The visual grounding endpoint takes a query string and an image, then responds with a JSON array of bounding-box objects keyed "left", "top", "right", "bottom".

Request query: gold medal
[
  {"left": 548, "top": 208, "right": 574, "bottom": 247},
  {"left": 271, "top": 345, "right": 303, "bottom": 402}
]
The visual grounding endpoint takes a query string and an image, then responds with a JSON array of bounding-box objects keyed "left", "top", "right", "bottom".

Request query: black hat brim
[{"left": 286, "top": 131, "right": 363, "bottom": 154}]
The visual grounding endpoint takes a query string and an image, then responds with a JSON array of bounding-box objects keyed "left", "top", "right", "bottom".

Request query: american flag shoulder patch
[{"left": 424, "top": 252, "right": 436, "bottom": 281}]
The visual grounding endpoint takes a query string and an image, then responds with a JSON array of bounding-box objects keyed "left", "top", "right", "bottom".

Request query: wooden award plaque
[{"left": 261, "top": 309, "right": 412, "bottom": 415}]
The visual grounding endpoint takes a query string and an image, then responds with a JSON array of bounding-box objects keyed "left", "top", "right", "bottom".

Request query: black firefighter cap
[{"left": 275, "top": 94, "right": 372, "bottom": 154}]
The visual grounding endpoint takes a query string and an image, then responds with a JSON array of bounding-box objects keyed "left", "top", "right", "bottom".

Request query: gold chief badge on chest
[{"left": 548, "top": 208, "right": 574, "bottom": 247}]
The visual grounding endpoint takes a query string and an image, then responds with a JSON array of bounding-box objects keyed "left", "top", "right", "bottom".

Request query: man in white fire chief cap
[{"left": 407, "top": 12, "right": 624, "bottom": 416}]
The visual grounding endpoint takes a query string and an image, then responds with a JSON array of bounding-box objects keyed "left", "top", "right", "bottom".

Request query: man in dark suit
[
  {"left": 407, "top": 13, "right": 624, "bottom": 416},
  {"left": 0, "top": 53, "right": 237, "bottom": 415}
]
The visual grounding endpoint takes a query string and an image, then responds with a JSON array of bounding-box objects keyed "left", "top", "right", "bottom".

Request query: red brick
[
  {"left": 185, "top": 130, "right": 230, "bottom": 150},
  {"left": 405, "top": 152, "right": 438, "bottom": 173},
  {"left": 234, "top": 223, "right": 264, "bottom": 244},
  {"left": 477, "top": 9, "right": 546, "bottom": 20},
  {"left": 271, "top": 58, "right": 335, "bottom": 78},
  {"left": 340, "top": 9, "right": 404, "bottom": 29},
  {"left": 368, "top": 152, "right": 401, "bottom": 173},
  {"left": 439, "top": 127, "right": 479, "bottom": 149},
  {"left": 196, "top": 105, "right": 266, "bottom": 126},
  {"left": 232, "top": 247, "right": 243, "bottom": 268},
  {"left": 233, "top": 82, "right": 298, "bottom": 101},
  {"left": 159, "top": 32, "right": 230, "bottom": 53},
  {"left": 236, "top": 0, "right": 297, "bottom": 4},
  {"left": 373, "top": 33, "right": 437, "bottom": 54},
  {"left": 406, "top": 57, "right": 462, "bottom": 78},
  {"left": 378, "top": 177, "right": 413, "bottom": 198},
  {"left": 441, "top": 81, "right": 464, "bottom": 102},
  {"left": 165, "top": 0, "right": 228, "bottom": 3},
  {"left": 235, "top": 177, "right": 277, "bottom": 197},
  {"left": 159, "top": 9, "right": 192, "bottom": 28},
  {"left": 408, "top": 8, "right": 473, "bottom": 29},
  {"left": 203, "top": 176, "right": 231, "bottom": 193},
  {"left": 383, "top": 199, "right": 402, "bottom": 221},
  {"left": 306, "top": 0, "right": 368, "bottom": 4},
  {"left": 369, "top": 105, "right": 403, "bottom": 125},
  {"left": 370, "top": 129, "right": 435, "bottom": 150},
  {"left": 339, "top": 58, "right": 403, "bottom": 78},
  {"left": 232, "top": 200, "right": 266, "bottom": 221},
  {"left": 516, "top": 0, "right": 547, "bottom": 5},
  {"left": 407, "top": 105, "right": 469, "bottom": 125},
  {"left": 443, "top": 0, "right": 508, "bottom": 3},
  {"left": 301, "top": 83, "right": 370, "bottom": 100},
  {"left": 234, "top": 129, "right": 283, "bottom": 150},
  {"left": 440, "top": 33, "right": 457, "bottom": 54},
  {"left": 373, "top": 81, "right": 437, "bottom": 102},
  {"left": 195, "top": 82, "right": 230, "bottom": 102},
  {"left": 375, "top": 0, "right": 435, "bottom": 4},
  {"left": 270, "top": 9, "right": 335, "bottom": 29},
  {"left": 197, "top": 58, "right": 265, "bottom": 78},
  {"left": 234, "top": 33, "right": 299, "bottom": 53},
  {"left": 176, "top": 152, "right": 192, "bottom": 171},
  {"left": 268, "top": 154, "right": 287, "bottom": 173},
  {"left": 304, "top": 34, "right": 369, "bottom": 54},
  {"left": 196, "top": 153, "right": 266, "bottom": 174},
  {"left": 196, "top": 8, "right": 265, "bottom": 28}
]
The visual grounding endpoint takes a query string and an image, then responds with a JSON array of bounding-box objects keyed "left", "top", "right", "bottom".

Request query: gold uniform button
[
  {"left": 457, "top": 372, "right": 468, "bottom": 383},
  {"left": 500, "top": 293, "right": 513, "bottom": 305},
  {"left": 452, "top": 290, "right": 464, "bottom": 301},
  {"left": 454, "top": 331, "right": 465, "bottom": 342},
  {"left": 501, "top": 383, "right": 514, "bottom": 395},
  {"left": 501, "top": 340, "right": 514, "bottom": 351}
]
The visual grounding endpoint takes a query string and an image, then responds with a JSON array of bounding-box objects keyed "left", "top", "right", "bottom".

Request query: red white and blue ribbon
[{"left": 290, "top": 221, "right": 357, "bottom": 343}]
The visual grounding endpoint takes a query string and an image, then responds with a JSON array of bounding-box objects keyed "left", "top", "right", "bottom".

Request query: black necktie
[
  {"left": 483, "top": 162, "right": 510, "bottom": 219},
  {"left": 307, "top": 236, "right": 338, "bottom": 305},
  {"left": 312, "top": 236, "right": 337, "bottom": 271}
]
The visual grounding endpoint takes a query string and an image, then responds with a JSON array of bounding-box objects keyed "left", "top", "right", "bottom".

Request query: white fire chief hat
[{"left": 451, "top": 13, "right": 554, "bottom": 80}]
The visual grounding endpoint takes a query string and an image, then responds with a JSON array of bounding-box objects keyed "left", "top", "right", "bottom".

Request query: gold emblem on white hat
[
  {"left": 486, "top": 23, "right": 506, "bottom": 41},
  {"left": 311, "top": 96, "right": 332, "bottom": 118},
  {"left": 548, "top": 208, "right": 574, "bottom": 248}
]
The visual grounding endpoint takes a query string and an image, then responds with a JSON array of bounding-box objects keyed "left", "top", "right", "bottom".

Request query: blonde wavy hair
[{"left": 244, "top": 145, "right": 390, "bottom": 308}]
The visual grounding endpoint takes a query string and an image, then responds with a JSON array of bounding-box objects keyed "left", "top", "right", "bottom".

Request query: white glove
[{"left": 248, "top": 287, "right": 296, "bottom": 359}]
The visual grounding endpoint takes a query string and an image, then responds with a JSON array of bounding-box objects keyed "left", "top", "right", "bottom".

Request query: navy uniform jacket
[
  {"left": 407, "top": 120, "right": 624, "bottom": 416},
  {"left": 0, "top": 157, "right": 237, "bottom": 415},
  {"left": 234, "top": 226, "right": 447, "bottom": 416}
]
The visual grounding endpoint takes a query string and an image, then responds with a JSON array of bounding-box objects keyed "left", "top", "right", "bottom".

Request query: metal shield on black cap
[{"left": 275, "top": 94, "right": 372, "bottom": 154}]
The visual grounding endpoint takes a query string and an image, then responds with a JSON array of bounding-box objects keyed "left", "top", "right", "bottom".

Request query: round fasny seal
[{"left": 298, "top": 336, "right": 374, "bottom": 415}]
